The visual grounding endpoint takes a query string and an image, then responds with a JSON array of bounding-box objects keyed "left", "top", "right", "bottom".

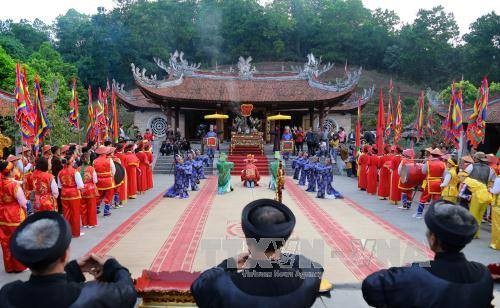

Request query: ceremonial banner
[
  {"left": 111, "top": 85, "right": 119, "bottom": 142},
  {"left": 415, "top": 91, "right": 424, "bottom": 141},
  {"left": 376, "top": 88, "right": 385, "bottom": 151},
  {"left": 466, "top": 77, "right": 489, "bottom": 149},
  {"left": 355, "top": 98, "right": 361, "bottom": 155},
  {"left": 33, "top": 75, "right": 51, "bottom": 148},
  {"left": 69, "top": 78, "right": 79, "bottom": 129},
  {"left": 393, "top": 95, "right": 402, "bottom": 145},
  {"left": 14, "top": 64, "right": 35, "bottom": 145},
  {"left": 385, "top": 79, "right": 393, "bottom": 137},
  {"left": 86, "top": 86, "right": 95, "bottom": 142},
  {"left": 451, "top": 85, "right": 463, "bottom": 148}
]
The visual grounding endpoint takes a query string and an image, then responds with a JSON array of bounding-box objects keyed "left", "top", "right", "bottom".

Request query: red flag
[
  {"left": 376, "top": 88, "right": 385, "bottom": 151},
  {"left": 466, "top": 77, "right": 489, "bottom": 149},
  {"left": 14, "top": 63, "right": 35, "bottom": 145},
  {"left": 69, "top": 78, "right": 79, "bottom": 129},
  {"left": 385, "top": 79, "right": 393, "bottom": 137},
  {"left": 415, "top": 91, "right": 424, "bottom": 141},
  {"left": 111, "top": 85, "right": 119, "bottom": 142},
  {"left": 86, "top": 86, "right": 95, "bottom": 143},
  {"left": 33, "top": 75, "right": 51, "bottom": 148}
]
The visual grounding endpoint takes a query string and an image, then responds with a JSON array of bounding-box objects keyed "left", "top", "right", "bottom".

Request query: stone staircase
[{"left": 153, "top": 153, "right": 214, "bottom": 175}]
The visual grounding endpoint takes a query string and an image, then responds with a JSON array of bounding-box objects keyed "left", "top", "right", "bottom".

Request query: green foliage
[
  {"left": 0, "top": 46, "right": 16, "bottom": 91},
  {"left": 439, "top": 80, "right": 479, "bottom": 107}
]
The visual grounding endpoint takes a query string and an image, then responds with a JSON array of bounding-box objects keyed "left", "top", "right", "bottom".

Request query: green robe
[
  {"left": 269, "top": 160, "right": 282, "bottom": 190},
  {"left": 217, "top": 161, "right": 234, "bottom": 194}
]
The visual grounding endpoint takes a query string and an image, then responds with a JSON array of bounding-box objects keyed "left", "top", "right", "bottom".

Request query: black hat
[
  {"left": 11, "top": 211, "right": 72, "bottom": 269},
  {"left": 424, "top": 201, "right": 478, "bottom": 249},
  {"left": 241, "top": 199, "right": 296, "bottom": 241}
]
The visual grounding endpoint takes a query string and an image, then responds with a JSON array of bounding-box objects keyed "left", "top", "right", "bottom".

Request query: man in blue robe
[
  {"left": 305, "top": 156, "right": 317, "bottom": 192},
  {"left": 165, "top": 155, "right": 189, "bottom": 198},
  {"left": 298, "top": 153, "right": 309, "bottom": 186},
  {"left": 324, "top": 157, "right": 343, "bottom": 198},
  {"left": 292, "top": 151, "right": 304, "bottom": 180}
]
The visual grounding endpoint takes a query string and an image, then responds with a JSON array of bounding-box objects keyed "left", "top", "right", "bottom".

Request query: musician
[
  {"left": 191, "top": 199, "right": 323, "bottom": 307},
  {"left": 397, "top": 149, "right": 416, "bottom": 210},
  {"left": 31, "top": 157, "right": 58, "bottom": 212},
  {"left": 79, "top": 152, "right": 98, "bottom": 228},
  {"left": 357, "top": 145, "right": 370, "bottom": 191},
  {"left": 414, "top": 148, "right": 445, "bottom": 219},
  {"left": 377, "top": 145, "right": 392, "bottom": 200},
  {"left": 114, "top": 143, "right": 128, "bottom": 206},
  {"left": 58, "top": 157, "right": 84, "bottom": 237},
  {"left": 366, "top": 146, "right": 379, "bottom": 195},
  {"left": 93, "top": 146, "right": 115, "bottom": 217},
  {"left": 0, "top": 161, "right": 28, "bottom": 273},
  {"left": 460, "top": 152, "right": 495, "bottom": 238},
  {"left": 441, "top": 156, "right": 460, "bottom": 203},
  {"left": 241, "top": 154, "right": 260, "bottom": 188},
  {"left": 362, "top": 201, "right": 494, "bottom": 307},
  {"left": 124, "top": 144, "right": 140, "bottom": 199},
  {"left": 165, "top": 155, "right": 189, "bottom": 199}
]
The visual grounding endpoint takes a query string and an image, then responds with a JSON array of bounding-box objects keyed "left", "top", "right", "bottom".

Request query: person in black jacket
[
  {"left": 362, "top": 200, "right": 493, "bottom": 308},
  {"left": 191, "top": 199, "right": 324, "bottom": 308},
  {"left": 0, "top": 211, "right": 137, "bottom": 308}
]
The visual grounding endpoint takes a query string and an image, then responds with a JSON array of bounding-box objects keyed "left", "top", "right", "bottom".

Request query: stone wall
[{"left": 133, "top": 110, "right": 185, "bottom": 138}]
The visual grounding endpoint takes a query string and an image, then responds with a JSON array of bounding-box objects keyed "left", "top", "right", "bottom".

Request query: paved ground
[{"left": 0, "top": 172, "right": 498, "bottom": 307}]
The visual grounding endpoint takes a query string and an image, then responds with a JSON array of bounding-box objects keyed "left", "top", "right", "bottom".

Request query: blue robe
[
  {"left": 316, "top": 163, "right": 328, "bottom": 198},
  {"left": 292, "top": 157, "right": 303, "bottom": 180},
  {"left": 324, "top": 164, "right": 343, "bottom": 198},
  {"left": 184, "top": 159, "right": 198, "bottom": 191},
  {"left": 305, "top": 162, "right": 316, "bottom": 192},
  {"left": 298, "top": 159, "right": 308, "bottom": 186},
  {"left": 165, "top": 163, "right": 189, "bottom": 198},
  {"left": 195, "top": 155, "right": 210, "bottom": 179}
]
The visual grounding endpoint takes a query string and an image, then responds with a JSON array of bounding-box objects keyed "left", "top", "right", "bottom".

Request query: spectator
[
  {"left": 329, "top": 133, "right": 340, "bottom": 160},
  {"left": 270, "top": 126, "right": 281, "bottom": 152},
  {"left": 362, "top": 200, "right": 493, "bottom": 307},
  {"left": 166, "top": 125, "right": 174, "bottom": 142},
  {"left": 160, "top": 140, "right": 172, "bottom": 156},
  {"left": 305, "top": 127, "right": 316, "bottom": 155},
  {"left": 0, "top": 211, "right": 137, "bottom": 307},
  {"left": 191, "top": 199, "right": 324, "bottom": 307},
  {"left": 143, "top": 129, "right": 154, "bottom": 142},
  {"left": 338, "top": 127, "right": 346, "bottom": 143},
  {"left": 175, "top": 128, "right": 182, "bottom": 142},
  {"left": 294, "top": 127, "right": 305, "bottom": 153}
]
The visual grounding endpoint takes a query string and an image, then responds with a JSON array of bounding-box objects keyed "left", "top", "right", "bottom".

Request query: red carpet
[{"left": 228, "top": 146, "right": 269, "bottom": 175}]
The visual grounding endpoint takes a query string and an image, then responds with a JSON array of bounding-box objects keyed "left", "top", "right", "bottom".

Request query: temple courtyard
[{"left": 1, "top": 169, "right": 498, "bottom": 307}]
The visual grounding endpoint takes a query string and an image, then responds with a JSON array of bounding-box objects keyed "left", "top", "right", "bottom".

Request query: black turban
[
  {"left": 241, "top": 199, "right": 296, "bottom": 241},
  {"left": 424, "top": 202, "right": 478, "bottom": 249},
  {"left": 11, "top": 211, "right": 72, "bottom": 269}
]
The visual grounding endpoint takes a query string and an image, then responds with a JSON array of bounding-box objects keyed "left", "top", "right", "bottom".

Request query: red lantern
[{"left": 240, "top": 104, "right": 253, "bottom": 117}]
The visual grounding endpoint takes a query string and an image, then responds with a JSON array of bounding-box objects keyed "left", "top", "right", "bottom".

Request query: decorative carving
[
  {"left": 154, "top": 50, "right": 200, "bottom": 78},
  {"left": 237, "top": 56, "right": 256, "bottom": 79},
  {"left": 131, "top": 63, "right": 183, "bottom": 88},
  {"left": 291, "top": 53, "right": 333, "bottom": 79}
]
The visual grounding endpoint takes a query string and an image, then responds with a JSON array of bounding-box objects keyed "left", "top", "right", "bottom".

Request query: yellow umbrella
[
  {"left": 204, "top": 113, "right": 229, "bottom": 120},
  {"left": 267, "top": 113, "right": 291, "bottom": 121}
]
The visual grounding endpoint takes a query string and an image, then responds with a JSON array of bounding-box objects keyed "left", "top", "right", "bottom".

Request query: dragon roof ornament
[
  {"left": 131, "top": 63, "right": 183, "bottom": 88},
  {"left": 291, "top": 53, "right": 334, "bottom": 79},
  {"left": 237, "top": 56, "right": 257, "bottom": 79},
  {"left": 155, "top": 50, "right": 200, "bottom": 78}
]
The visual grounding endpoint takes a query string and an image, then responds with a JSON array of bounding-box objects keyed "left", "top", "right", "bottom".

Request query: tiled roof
[
  {"left": 115, "top": 88, "right": 160, "bottom": 111},
  {"left": 137, "top": 77, "right": 356, "bottom": 104}
]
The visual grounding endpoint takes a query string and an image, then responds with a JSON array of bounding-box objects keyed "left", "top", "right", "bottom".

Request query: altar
[{"left": 230, "top": 132, "right": 264, "bottom": 154}]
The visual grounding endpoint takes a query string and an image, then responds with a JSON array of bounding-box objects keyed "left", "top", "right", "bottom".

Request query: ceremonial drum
[
  {"left": 400, "top": 162, "right": 425, "bottom": 188},
  {"left": 114, "top": 161, "right": 126, "bottom": 187},
  {"left": 281, "top": 140, "right": 294, "bottom": 153}
]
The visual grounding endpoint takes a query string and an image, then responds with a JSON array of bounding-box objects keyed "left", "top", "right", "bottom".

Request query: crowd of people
[
  {"left": 163, "top": 150, "right": 210, "bottom": 199},
  {"left": 356, "top": 143, "right": 499, "bottom": 250},
  {"left": 0, "top": 137, "right": 155, "bottom": 273}
]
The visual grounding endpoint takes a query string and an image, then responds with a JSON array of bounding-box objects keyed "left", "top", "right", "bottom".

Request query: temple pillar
[
  {"left": 309, "top": 106, "right": 314, "bottom": 129},
  {"left": 319, "top": 103, "right": 325, "bottom": 129},
  {"left": 174, "top": 106, "right": 180, "bottom": 131}
]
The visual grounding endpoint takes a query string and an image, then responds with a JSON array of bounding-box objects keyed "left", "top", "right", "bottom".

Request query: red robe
[
  {"left": 114, "top": 151, "right": 128, "bottom": 203},
  {"left": 377, "top": 155, "right": 392, "bottom": 198},
  {"left": 145, "top": 150, "right": 154, "bottom": 190},
  {"left": 389, "top": 155, "right": 402, "bottom": 203},
  {"left": 58, "top": 166, "right": 81, "bottom": 237},
  {"left": 80, "top": 165, "right": 98, "bottom": 227},
  {"left": 367, "top": 155, "right": 379, "bottom": 195},
  {"left": 31, "top": 169, "right": 57, "bottom": 212},
  {"left": 93, "top": 156, "right": 115, "bottom": 205},
  {"left": 0, "top": 177, "right": 27, "bottom": 273},
  {"left": 124, "top": 151, "right": 139, "bottom": 198},
  {"left": 241, "top": 162, "right": 260, "bottom": 186},
  {"left": 136, "top": 151, "right": 149, "bottom": 193},
  {"left": 357, "top": 153, "right": 369, "bottom": 190}
]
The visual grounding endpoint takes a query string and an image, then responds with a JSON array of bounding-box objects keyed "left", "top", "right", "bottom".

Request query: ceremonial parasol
[
  {"left": 204, "top": 113, "right": 229, "bottom": 120},
  {"left": 267, "top": 113, "right": 291, "bottom": 121}
]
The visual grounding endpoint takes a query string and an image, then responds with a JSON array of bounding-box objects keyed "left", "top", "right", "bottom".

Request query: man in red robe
[
  {"left": 357, "top": 145, "right": 370, "bottom": 191},
  {"left": 389, "top": 146, "right": 403, "bottom": 204},
  {"left": 144, "top": 141, "right": 154, "bottom": 190},
  {"left": 414, "top": 148, "right": 445, "bottom": 218},
  {"left": 93, "top": 146, "right": 115, "bottom": 217},
  {"left": 31, "top": 157, "right": 58, "bottom": 212},
  {"left": 124, "top": 144, "right": 139, "bottom": 198},
  {"left": 241, "top": 154, "right": 260, "bottom": 188},
  {"left": 398, "top": 149, "right": 417, "bottom": 210},
  {"left": 378, "top": 145, "right": 392, "bottom": 200},
  {"left": 136, "top": 142, "right": 149, "bottom": 193},
  {"left": 80, "top": 152, "right": 98, "bottom": 228},
  {"left": 367, "top": 146, "right": 379, "bottom": 195},
  {"left": 0, "top": 161, "right": 27, "bottom": 273},
  {"left": 113, "top": 143, "right": 128, "bottom": 205},
  {"left": 58, "top": 158, "right": 84, "bottom": 237}
]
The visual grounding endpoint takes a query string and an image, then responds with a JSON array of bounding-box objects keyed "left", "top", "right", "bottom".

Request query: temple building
[{"left": 116, "top": 51, "right": 374, "bottom": 141}]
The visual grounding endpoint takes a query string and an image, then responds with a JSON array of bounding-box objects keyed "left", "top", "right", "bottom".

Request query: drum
[
  {"left": 281, "top": 140, "right": 294, "bottom": 153},
  {"left": 114, "top": 161, "right": 126, "bottom": 186},
  {"left": 400, "top": 162, "right": 425, "bottom": 187}
]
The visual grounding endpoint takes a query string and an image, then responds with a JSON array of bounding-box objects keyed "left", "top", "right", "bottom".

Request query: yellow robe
[
  {"left": 490, "top": 192, "right": 500, "bottom": 250},
  {"left": 463, "top": 177, "right": 493, "bottom": 238},
  {"left": 441, "top": 168, "right": 459, "bottom": 203}
]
